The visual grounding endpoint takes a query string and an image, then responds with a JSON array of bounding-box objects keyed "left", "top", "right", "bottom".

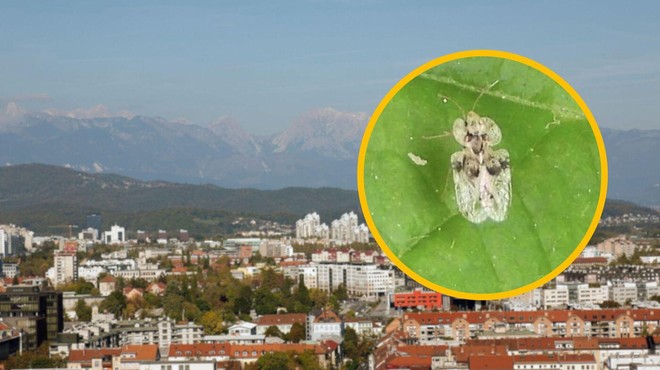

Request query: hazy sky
[{"left": 1, "top": 1, "right": 660, "bottom": 134}]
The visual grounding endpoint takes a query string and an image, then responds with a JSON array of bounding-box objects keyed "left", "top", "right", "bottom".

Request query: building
[
  {"left": 0, "top": 286, "right": 63, "bottom": 349},
  {"left": 597, "top": 236, "right": 640, "bottom": 258},
  {"left": 223, "top": 238, "right": 261, "bottom": 252},
  {"left": 542, "top": 285, "right": 569, "bottom": 309},
  {"left": 258, "top": 240, "right": 293, "bottom": 258},
  {"left": 54, "top": 251, "right": 78, "bottom": 286},
  {"left": 309, "top": 309, "right": 342, "bottom": 341},
  {"left": 312, "top": 263, "right": 395, "bottom": 298},
  {"left": 179, "top": 229, "right": 190, "bottom": 242},
  {"left": 103, "top": 225, "right": 126, "bottom": 244},
  {"left": 0, "top": 262, "right": 19, "bottom": 279},
  {"left": 611, "top": 283, "right": 638, "bottom": 305},
  {"left": 78, "top": 227, "right": 99, "bottom": 241},
  {"left": 329, "top": 212, "right": 369, "bottom": 243},
  {"left": 396, "top": 308, "right": 660, "bottom": 343},
  {"left": 392, "top": 289, "right": 443, "bottom": 310},
  {"left": 255, "top": 313, "right": 307, "bottom": 335},
  {"left": 99, "top": 275, "right": 117, "bottom": 296},
  {"left": 296, "top": 212, "right": 329, "bottom": 239},
  {"left": 576, "top": 284, "right": 608, "bottom": 306},
  {"left": 0, "top": 224, "right": 32, "bottom": 256}
]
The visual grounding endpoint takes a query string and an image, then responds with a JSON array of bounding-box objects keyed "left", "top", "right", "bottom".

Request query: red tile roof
[
  {"left": 397, "top": 345, "right": 447, "bottom": 356},
  {"left": 256, "top": 313, "right": 307, "bottom": 327},
  {"left": 452, "top": 345, "right": 508, "bottom": 363},
  {"left": 99, "top": 275, "right": 116, "bottom": 283},
  {"left": 68, "top": 348, "right": 122, "bottom": 362},
  {"left": 169, "top": 343, "right": 230, "bottom": 357},
  {"left": 513, "top": 353, "right": 595, "bottom": 364},
  {"left": 404, "top": 308, "right": 660, "bottom": 326},
  {"left": 469, "top": 354, "right": 514, "bottom": 370},
  {"left": 120, "top": 344, "right": 159, "bottom": 362},
  {"left": 314, "top": 309, "right": 340, "bottom": 323},
  {"left": 386, "top": 355, "right": 432, "bottom": 368}
]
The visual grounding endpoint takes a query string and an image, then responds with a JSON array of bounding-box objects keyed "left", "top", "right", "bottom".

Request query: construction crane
[{"left": 48, "top": 224, "right": 79, "bottom": 238}]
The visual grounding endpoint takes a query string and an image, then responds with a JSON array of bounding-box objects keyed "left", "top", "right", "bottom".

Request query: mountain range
[{"left": 0, "top": 103, "right": 658, "bottom": 207}]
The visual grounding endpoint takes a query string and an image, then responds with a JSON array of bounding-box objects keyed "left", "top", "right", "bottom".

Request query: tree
[
  {"left": 4, "top": 342, "right": 66, "bottom": 369},
  {"left": 254, "top": 286, "right": 280, "bottom": 315},
  {"left": 343, "top": 326, "right": 360, "bottom": 360},
  {"left": 254, "top": 352, "right": 290, "bottom": 370},
  {"left": 99, "top": 291, "right": 127, "bottom": 318},
  {"left": 234, "top": 285, "right": 253, "bottom": 315},
  {"left": 601, "top": 300, "right": 621, "bottom": 308},
  {"left": 332, "top": 283, "right": 348, "bottom": 301},
  {"left": 264, "top": 325, "right": 284, "bottom": 338},
  {"left": 199, "top": 310, "right": 224, "bottom": 335},
  {"left": 287, "top": 322, "right": 306, "bottom": 343},
  {"left": 293, "top": 279, "right": 312, "bottom": 308},
  {"left": 309, "top": 289, "right": 328, "bottom": 309},
  {"left": 75, "top": 299, "right": 92, "bottom": 322}
]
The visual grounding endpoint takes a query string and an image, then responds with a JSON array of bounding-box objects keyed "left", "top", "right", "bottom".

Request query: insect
[{"left": 445, "top": 82, "right": 511, "bottom": 223}]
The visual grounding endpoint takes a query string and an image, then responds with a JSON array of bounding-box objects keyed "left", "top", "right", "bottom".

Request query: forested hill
[{"left": 0, "top": 164, "right": 360, "bottom": 236}]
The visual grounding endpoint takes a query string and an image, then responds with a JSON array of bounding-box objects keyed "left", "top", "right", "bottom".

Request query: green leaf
[{"left": 363, "top": 56, "right": 603, "bottom": 295}]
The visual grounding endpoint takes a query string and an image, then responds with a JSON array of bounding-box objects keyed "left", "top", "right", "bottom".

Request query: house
[
  {"left": 310, "top": 309, "right": 342, "bottom": 341},
  {"left": 145, "top": 282, "right": 166, "bottom": 296},
  {"left": 255, "top": 313, "right": 307, "bottom": 335},
  {"left": 123, "top": 287, "right": 144, "bottom": 301},
  {"left": 99, "top": 275, "right": 116, "bottom": 297}
]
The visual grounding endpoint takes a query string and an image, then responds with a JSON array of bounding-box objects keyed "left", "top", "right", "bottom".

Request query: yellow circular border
[{"left": 357, "top": 49, "right": 608, "bottom": 300}]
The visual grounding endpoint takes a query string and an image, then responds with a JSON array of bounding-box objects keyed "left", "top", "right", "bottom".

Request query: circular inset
[{"left": 357, "top": 50, "right": 607, "bottom": 300}]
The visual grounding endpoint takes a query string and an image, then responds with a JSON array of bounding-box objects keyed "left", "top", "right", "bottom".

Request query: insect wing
[
  {"left": 451, "top": 150, "right": 487, "bottom": 223},
  {"left": 486, "top": 148, "right": 511, "bottom": 221}
]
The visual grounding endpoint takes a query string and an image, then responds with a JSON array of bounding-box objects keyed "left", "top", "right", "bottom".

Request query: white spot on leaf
[{"left": 407, "top": 152, "right": 428, "bottom": 166}]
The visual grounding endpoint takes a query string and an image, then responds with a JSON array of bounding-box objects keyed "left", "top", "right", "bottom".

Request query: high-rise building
[
  {"left": 296, "top": 212, "right": 329, "bottom": 239},
  {"left": 54, "top": 251, "right": 78, "bottom": 286},
  {"left": 0, "top": 225, "right": 32, "bottom": 256},
  {"left": 102, "top": 225, "right": 126, "bottom": 244},
  {"left": 0, "top": 286, "right": 63, "bottom": 349},
  {"left": 330, "top": 212, "right": 369, "bottom": 243},
  {"left": 179, "top": 229, "right": 190, "bottom": 242}
]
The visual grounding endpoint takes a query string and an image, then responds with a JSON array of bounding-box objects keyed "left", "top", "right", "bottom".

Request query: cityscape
[{"left": 0, "top": 202, "right": 658, "bottom": 369}]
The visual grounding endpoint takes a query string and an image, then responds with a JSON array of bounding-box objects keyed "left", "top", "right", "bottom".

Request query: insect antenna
[
  {"left": 471, "top": 79, "right": 499, "bottom": 112},
  {"left": 438, "top": 94, "right": 467, "bottom": 118}
]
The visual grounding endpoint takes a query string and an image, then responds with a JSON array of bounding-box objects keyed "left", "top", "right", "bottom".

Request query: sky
[{"left": 1, "top": 1, "right": 660, "bottom": 134}]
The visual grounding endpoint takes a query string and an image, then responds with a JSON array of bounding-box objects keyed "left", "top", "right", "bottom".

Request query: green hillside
[{"left": 0, "top": 164, "right": 360, "bottom": 236}]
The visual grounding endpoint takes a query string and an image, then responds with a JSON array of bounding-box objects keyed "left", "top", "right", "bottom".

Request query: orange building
[{"left": 393, "top": 289, "right": 442, "bottom": 310}]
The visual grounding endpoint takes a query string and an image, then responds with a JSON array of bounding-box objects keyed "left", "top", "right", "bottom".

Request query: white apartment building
[
  {"left": 78, "top": 227, "right": 99, "bottom": 241},
  {"left": 54, "top": 251, "right": 78, "bottom": 286},
  {"left": 1, "top": 262, "right": 19, "bottom": 279},
  {"left": 610, "top": 283, "right": 638, "bottom": 305},
  {"left": 103, "top": 225, "right": 126, "bottom": 244},
  {"left": 597, "top": 236, "right": 639, "bottom": 258},
  {"left": 0, "top": 224, "right": 34, "bottom": 255},
  {"left": 298, "top": 266, "right": 318, "bottom": 289},
  {"left": 330, "top": 212, "right": 369, "bottom": 244},
  {"left": 223, "top": 238, "right": 261, "bottom": 252},
  {"left": 111, "top": 269, "right": 165, "bottom": 280},
  {"left": 295, "top": 212, "right": 329, "bottom": 239},
  {"left": 542, "top": 285, "right": 569, "bottom": 309},
  {"left": 311, "top": 263, "right": 394, "bottom": 298},
  {"left": 643, "top": 281, "right": 660, "bottom": 300},
  {"left": 576, "top": 284, "right": 609, "bottom": 305},
  {"left": 258, "top": 240, "right": 293, "bottom": 258}
]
